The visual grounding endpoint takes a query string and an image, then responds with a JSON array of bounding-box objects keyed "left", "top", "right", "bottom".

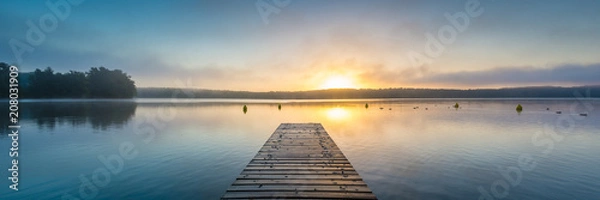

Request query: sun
[{"left": 319, "top": 75, "right": 357, "bottom": 89}]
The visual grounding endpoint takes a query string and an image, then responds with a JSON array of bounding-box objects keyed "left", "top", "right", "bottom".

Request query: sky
[{"left": 1, "top": 0, "right": 599, "bottom": 91}]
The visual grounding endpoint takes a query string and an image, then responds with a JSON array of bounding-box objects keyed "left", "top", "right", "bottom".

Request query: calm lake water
[{"left": 1, "top": 98, "right": 599, "bottom": 199}]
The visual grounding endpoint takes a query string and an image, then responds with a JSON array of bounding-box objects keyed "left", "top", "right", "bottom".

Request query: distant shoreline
[
  {"left": 135, "top": 85, "right": 600, "bottom": 99},
  {"left": 4, "top": 85, "right": 599, "bottom": 100},
  {"left": 4, "top": 97, "right": 599, "bottom": 107}
]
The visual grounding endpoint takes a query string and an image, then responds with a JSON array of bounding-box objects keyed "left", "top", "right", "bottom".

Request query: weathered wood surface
[{"left": 221, "top": 123, "right": 377, "bottom": 199}]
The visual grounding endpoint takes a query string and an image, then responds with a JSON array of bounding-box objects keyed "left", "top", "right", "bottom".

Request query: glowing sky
[{"left": 1, "top": 0, "right": 599, "bottom": 91}]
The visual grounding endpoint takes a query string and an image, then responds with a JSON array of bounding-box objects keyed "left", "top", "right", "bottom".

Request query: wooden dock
[{"left": 221, "top": 123, "right": 377, "bottom": 199}]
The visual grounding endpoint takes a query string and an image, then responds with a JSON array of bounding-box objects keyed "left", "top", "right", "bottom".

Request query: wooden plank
[
  {"left": 250, "top": 159, "right": 351, "bottom": 164},
  {"left": 240, "top": 170, "right": 359, "bottom": 175},
  {"left": 259, "top": 146, "right": 341, "bottom": 151},
  {"left": 222, "top": 191, "right": 377, "bottom": 199},
  {"left": 244, "top": 166, "right": 355, "bottom": 171},
  {"left": 254, "top": 153, "right": 346, "bottom": 159},
  {"left": 266, "top": 139, "right": 336, "bottom": 143},
  {"left": 231, "top": 179, "right": 367, "bottom": 186},
  {"left": 226, "top": 185, "right": 374, "bottom": 192},
  {"left": 246, "top": 164, "right": 353, "bottom": 168},
  {"left": 236, "top": 174, "right": 363, "bottom": 180},
  {"left": 221, "top": 123, "right": 377, "bottom": 199},
  {"left": 257, "top": 151, "right": 344, "bottom": 155}
]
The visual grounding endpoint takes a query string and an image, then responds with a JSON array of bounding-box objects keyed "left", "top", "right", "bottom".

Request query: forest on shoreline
[{"left": 0, "top": 62, "right": 136, "bottom": 98}]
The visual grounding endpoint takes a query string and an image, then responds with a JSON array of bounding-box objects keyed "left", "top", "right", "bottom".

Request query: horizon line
[{"left": 137, "top": 85, "right": 600, "bottom": 93}]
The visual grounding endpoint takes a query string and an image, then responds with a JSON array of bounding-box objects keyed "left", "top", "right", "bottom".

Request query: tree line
[
  {"left": 0, "top": 62, "right": 136, "bottom": 98},
  {"left": 137, "top": 86, "right": 600, "bottom": 99}
]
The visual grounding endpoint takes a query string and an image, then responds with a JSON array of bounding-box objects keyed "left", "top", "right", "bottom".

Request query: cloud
[
  {"left": 353, "top": 63, "right": 600, "bottom": 89},
  {"left": 415, "top": 63, "right": 600, "bottom": 87}
]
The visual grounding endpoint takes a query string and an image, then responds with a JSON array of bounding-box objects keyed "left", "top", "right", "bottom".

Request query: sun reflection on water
[{"left": 325, "top": 107, "right": 351, "bottom": 121}]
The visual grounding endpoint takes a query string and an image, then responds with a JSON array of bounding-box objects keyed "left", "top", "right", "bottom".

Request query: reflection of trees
[
  {"left": 0, "top": 102, "right": 137, "bottom": 133},
  {"left": 87, "top": 102, "right": 137, "bottom": 130},
  {"left": 0, "top": 106, "right": 10, "bottom": 134}
]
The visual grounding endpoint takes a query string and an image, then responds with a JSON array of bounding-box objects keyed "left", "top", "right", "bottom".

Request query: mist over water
[{"left": 1, "top": 99, "right": 599, "bottom": 199}]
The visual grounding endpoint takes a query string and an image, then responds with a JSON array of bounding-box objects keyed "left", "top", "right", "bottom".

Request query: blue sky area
[{"left": 1, "top": 0, "right": 599, "bottom": 90}]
